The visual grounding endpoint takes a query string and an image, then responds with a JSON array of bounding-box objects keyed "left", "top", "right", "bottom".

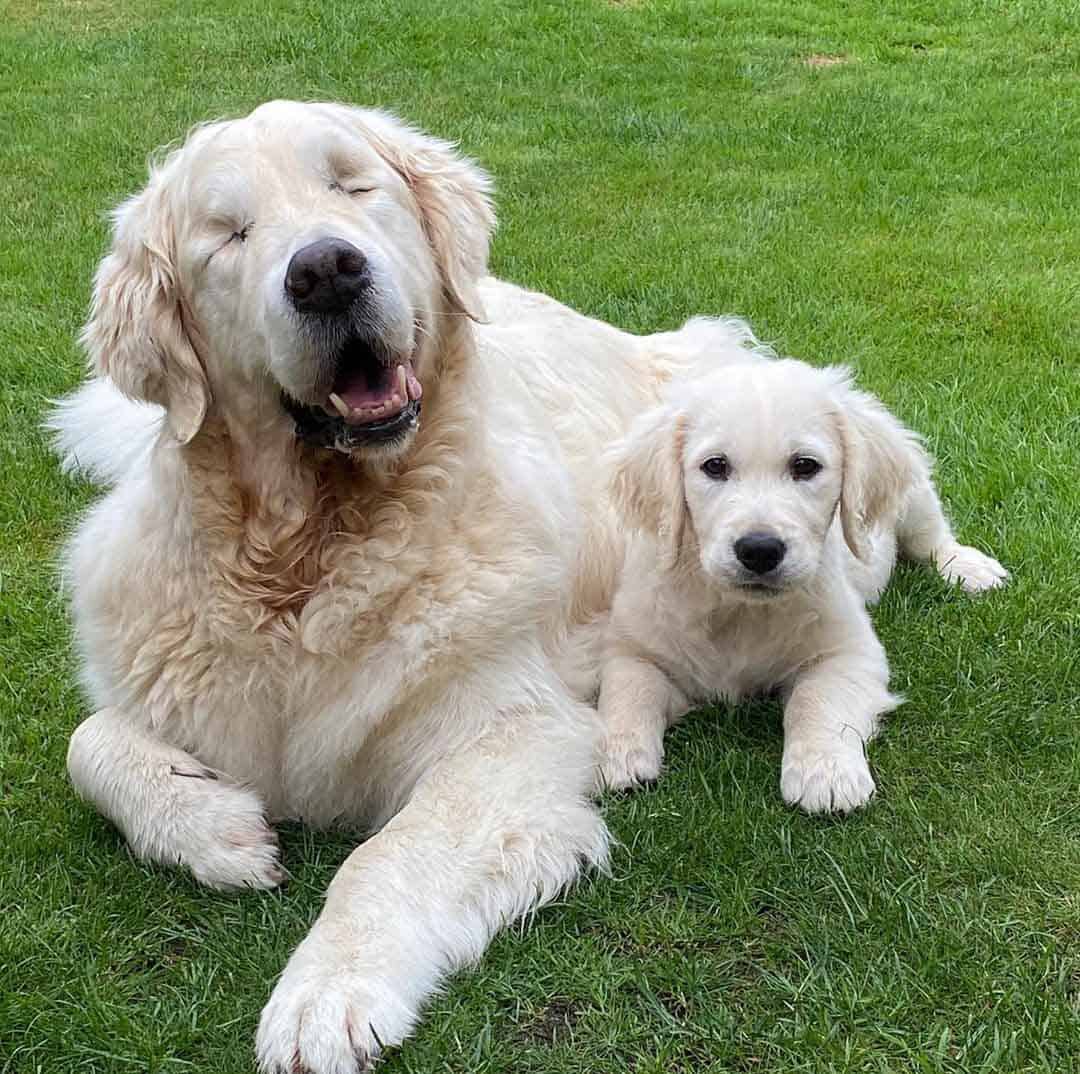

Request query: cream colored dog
[
  {"left": 49, "top": 100, "right": 752, "bottom": 1072},
  {"left": 599, "top": 356, "right": 1007, "bottom": 810},
  {"left": 50, "top": 100, "right": 1005, "bottom": 1070}
]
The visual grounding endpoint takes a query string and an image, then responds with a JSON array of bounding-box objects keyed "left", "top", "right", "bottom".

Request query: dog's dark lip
[
  {"left": 282, "top": 394, "right": 421, "bottom": 451},
  {"left": 738, "top": 580, "right": 784, "bottom": 597}
]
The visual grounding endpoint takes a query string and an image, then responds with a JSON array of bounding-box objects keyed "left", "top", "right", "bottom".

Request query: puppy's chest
[{"left": 658, "top": 604, "right": 820, "bottom": 702}]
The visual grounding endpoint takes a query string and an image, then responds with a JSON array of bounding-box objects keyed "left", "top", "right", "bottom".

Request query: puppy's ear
[
  {"left": 609, "top": 404, "right": 689, "bottom": 568},
  {"left": 354, "top": 108, "right": 495, "bottom": 321},
  {"left": 81, "top": 167, "right": 209, "bottom": 444},
  {"left": 829, "top": 368, "right": 927, "bottom": 561}
]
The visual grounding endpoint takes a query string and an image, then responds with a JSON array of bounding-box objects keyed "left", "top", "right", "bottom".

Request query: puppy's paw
[
  {"left": 600, "top": 730, "right": 664, "bottom": 791},
  {"left": 935, "top": 543, "right": 1009, "bottom": 593},
  {"left": 256, "top": 936, "right": 413, "bottom": 1074},
  {"left": 780, "top": 743, "right": 875, "bottom": 815},
  {"left": 166, "top": 768, "right": 283, "bottom": 891}
]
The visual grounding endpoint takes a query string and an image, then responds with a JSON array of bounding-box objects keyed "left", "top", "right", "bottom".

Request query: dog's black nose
[
  {"left": 734, "top": 532, "right": 786, "bottom": 575},
  {"left": 285, "top": 238, "right": 371, "bottom": 315}
]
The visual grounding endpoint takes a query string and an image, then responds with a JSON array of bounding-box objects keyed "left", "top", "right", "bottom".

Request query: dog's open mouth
[
  {"left": 324, "top": 336, "right": 423, "bottom": 426},
  {"left": 282, "top": 335, "right": 423, "bottom": 451}
]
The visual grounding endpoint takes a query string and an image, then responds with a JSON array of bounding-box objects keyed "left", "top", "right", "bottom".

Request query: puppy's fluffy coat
[{"left": 600, "top": 356, "right": 1007, "bottom": 811}]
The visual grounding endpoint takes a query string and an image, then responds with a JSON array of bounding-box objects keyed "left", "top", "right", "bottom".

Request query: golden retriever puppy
[
  {"left": 599, "top": 357, "right": 1007, "bottom": 811},
  {"left": 48, "top": 100, "right": 748, "bottom": 1072}
]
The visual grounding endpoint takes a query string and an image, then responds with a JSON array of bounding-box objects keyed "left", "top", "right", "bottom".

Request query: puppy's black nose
[
  {"left": 734, "top": 532, "right": 786, "bottom": 575},
  {"left": 285, "top": 238, "right": 371, "bottom": 315}
]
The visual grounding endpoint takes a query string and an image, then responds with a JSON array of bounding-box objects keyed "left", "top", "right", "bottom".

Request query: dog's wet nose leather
[
  {"left": 734, "top": 533, "right": 786, "bottom": 574},
  {"left": 286, "top": 238, "right": 371, "bottom": 314}
]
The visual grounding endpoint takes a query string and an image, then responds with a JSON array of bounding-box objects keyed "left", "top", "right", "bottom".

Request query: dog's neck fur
[{"left": 171, "top": 315, "right": 480, "bottom": 633}]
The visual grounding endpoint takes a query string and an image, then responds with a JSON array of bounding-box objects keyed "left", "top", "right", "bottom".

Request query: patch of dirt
[
  {"left": 804, "top": 54, "right": 849, "bottom": 68},
  {"left": 517, "top": 997, "right": 583, "bottom": 1046},
  {"left": 656, "top": 989, "right": 691, "bottom": 1020}
]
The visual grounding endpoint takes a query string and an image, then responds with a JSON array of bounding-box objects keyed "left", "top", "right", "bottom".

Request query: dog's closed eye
[{"left": 329, "top": 180, "right": 376, "bottom": 196}]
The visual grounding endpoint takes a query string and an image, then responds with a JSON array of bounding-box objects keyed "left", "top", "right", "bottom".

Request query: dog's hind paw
[{"left": 935, "top": 543, "right": 1009, "bottom": 593}]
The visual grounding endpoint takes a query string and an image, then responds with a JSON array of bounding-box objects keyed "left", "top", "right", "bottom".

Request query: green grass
[{"left": 2, "top": 1, "right": 1078, "bottom": 1071}]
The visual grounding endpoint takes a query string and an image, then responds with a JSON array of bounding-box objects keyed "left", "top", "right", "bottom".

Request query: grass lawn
[{"left": 2, "top": 1, "right": 1078, "bottom": 1071}]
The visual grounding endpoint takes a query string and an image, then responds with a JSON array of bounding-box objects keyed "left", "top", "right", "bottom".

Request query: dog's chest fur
[
  {"left": 610, "top": 546, "right": 829, "bottom": 704},
  {"left": 71, "top": 439, "right": 569, "bottom": 819},
  {"left": 665, "top": 598, "right": 822, "bottom": 702}
]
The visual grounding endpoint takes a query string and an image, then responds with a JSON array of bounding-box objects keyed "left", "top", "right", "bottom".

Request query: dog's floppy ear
[
  {"left": 608, "top": 403, "right": 689, "bottom": 569},
  {"left": 353, "top": 108, "right": 495, "bottom": 321},
  {"left": 81, "top": 163, "right": 209, "bottom": 444},
  {"left": 828, "top": 367, "right": 926, "bottom": 561}
]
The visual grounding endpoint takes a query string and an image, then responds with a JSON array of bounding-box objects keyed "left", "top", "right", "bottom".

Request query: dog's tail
[
  {"left": 45, "top": 378, "right": 163, "bottom": 486},
  {"left": 645, "top": 315, "right": 778, "bottom": 384}
]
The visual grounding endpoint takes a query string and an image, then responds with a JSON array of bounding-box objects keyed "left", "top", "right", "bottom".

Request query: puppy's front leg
[
  {"left": 255, "top": 701, "right": 607, "bottom": 1073},
  {"left": 598, "top": 651, "right": 685, "bottom": 790},
  {"left": 68, "top": 708, "right": 282, "bottom": 890},
  {"left": 780, "top": 634, "right": 899, "bottom": 815}
]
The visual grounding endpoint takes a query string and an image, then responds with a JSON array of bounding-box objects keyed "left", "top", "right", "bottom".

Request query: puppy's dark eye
[
  {"left": 230, "top": 224, "right": 252, "bottom": 244},
  {"left": 791, "top": 456, "right": 822, "bottom": 480},
  {"left": 701, "top": 456, "right": 730, "bottom": 480}
]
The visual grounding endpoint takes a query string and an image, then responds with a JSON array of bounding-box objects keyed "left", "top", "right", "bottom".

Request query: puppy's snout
[
  {"left": 285, "top": 238, "right": 371, "bottom": 315},
  {"left": 734, "top": 532, "right": 786, "bottom": 575}
]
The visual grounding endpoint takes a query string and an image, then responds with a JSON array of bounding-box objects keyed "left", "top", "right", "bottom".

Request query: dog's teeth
[
  {"left": 396, "top": 364, "right": 407, "bottom": 400},
  {"left": 406, "top": 375, "right": 422, "bottom": 401},
  {"left": 328, "top": 392, "right": 351, "bottom": 418}
]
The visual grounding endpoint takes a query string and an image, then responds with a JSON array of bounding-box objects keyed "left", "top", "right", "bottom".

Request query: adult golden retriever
[{"left": 51, "top": 100, "right": 736, "bottom": 1071}]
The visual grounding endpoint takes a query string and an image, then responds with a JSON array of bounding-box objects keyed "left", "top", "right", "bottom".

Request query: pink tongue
[{"left": 336, "top": 374, "right": 390, "bottom": 409}]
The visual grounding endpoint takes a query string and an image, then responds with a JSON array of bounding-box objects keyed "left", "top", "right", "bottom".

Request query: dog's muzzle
[{"left": 281, "top": 238, "right": 424, "bottom": 453}]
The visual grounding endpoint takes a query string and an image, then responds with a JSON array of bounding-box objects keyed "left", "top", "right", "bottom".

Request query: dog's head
[
  {"left": 81, "top": 100, "right": 495, "bottom": 458},
  {"left": 610, "top": 360, "right": 922, "bottom": 601}
]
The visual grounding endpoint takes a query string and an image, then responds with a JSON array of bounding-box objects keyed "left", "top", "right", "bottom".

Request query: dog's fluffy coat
[
  {"left": 50, "top": 101, "right": 753, "bottom": 1071},
  {"left": 599, "top": 357, "right": 1007, "bottom": 808}
]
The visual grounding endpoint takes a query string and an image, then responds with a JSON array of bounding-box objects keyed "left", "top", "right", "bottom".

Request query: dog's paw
[
  {"left": 167, "top": 768, "right": 283, "bottom": 891},
  {"left": 780, "top": 743, "right": 875, "bottom": 815},
  {"left": 935, "top": 543, "right": 1009, "bottom": 593},
  {"left": 600, "top": 730, "right": 664, "bottom": 791},
  {"left": 256, "top": 937, "right": 414, "bottom": 1074}
]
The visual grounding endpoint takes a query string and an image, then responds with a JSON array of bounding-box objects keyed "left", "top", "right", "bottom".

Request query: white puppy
[{"left": 599, "top": 357, "right": 1007, "bottom": 811}]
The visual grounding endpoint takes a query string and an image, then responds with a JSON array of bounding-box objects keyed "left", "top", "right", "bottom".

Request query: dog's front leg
[
  {"left": 68, "top": 707, "right": 282, "bottom": 889},
  {"left": 779, "top": 635, "right": 899, "bottom": 815},
  {"left": 255, "top": 702, "right": 607, "bottom": 1073},
  {"left": 598, "top": 650, "right": 685, "bottom": 790}
]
